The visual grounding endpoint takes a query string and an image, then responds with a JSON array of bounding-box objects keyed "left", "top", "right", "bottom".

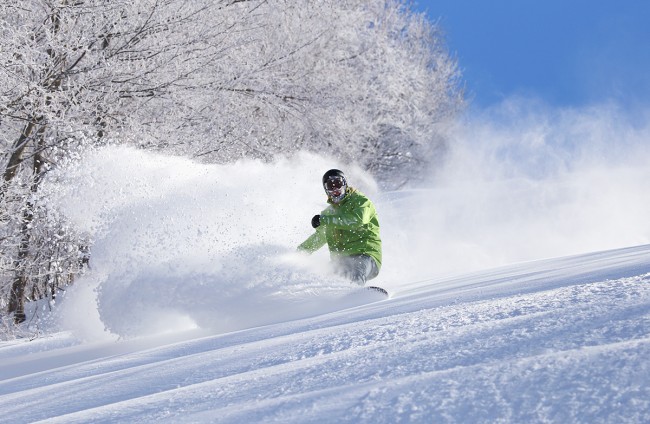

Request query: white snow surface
[
  {"left": 2, "top": 139, "right": 650, "bottom": 423},
  {"left": 1, "top": 246, "right": 649, "bottom": 423}
]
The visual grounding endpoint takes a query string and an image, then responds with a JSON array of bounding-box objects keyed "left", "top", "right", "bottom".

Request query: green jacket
[{"left": 298, "top": 188, "right": 382, "bottom": 269}]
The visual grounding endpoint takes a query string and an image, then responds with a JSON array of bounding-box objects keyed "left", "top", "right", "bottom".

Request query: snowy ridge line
[{"left": 391, "top": 244, "right": 650, "bottom": 301}]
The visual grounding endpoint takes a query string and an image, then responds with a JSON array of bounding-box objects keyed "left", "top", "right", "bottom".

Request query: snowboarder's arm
[{"left": 297, "top": 226, "right": 327, "bottom": 253}]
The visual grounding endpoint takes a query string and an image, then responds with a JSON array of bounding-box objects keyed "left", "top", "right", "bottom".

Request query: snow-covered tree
[
  {"left": 0, "top": 0, "right": 235, "bottom": 322},
  {"left": 146, "top": 0, "right": 463, "bottom": 185},
  {"left": 0, "top": 0, "right": 462, "bottom": 322}
]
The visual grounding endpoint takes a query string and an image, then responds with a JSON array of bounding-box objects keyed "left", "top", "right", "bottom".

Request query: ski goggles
[{"left": 324, "top": 176, "right": 346, "bottom": 191}]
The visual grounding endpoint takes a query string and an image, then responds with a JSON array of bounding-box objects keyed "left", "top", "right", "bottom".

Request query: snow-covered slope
[
  {"left": 2, "top": 140, "right": 649, "bottom": 423},
  {"left": 1, "top": 244, "right": 649, "bottom": 423}
]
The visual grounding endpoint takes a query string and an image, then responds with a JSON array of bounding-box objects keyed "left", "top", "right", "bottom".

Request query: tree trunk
[
  {"left": 6, "top": 128, "right": 46, "bottom": 324},
  {"left": 8, "top": 276, "right": 28, "bottom": 324},
  {"left": 3, "top": 120, "right": 37, "bottom": 184},
  {"left": 7, "top": 198, "right": 36, "bottom": 323}
]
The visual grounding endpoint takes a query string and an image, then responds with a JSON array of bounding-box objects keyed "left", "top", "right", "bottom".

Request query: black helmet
[
  {"left": 322, "top": 169, "right": 348, "bottom": 203},
  {"left": 322, "top": 169, "right": 346, "bottom": 186}
]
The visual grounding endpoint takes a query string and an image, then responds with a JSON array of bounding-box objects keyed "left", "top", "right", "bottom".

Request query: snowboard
[
  {"left": 365, "top": 286, "right": 389, "bottom": 297},
  {"left": 337, "top": 285, "right": 389, "bottom": 308}
]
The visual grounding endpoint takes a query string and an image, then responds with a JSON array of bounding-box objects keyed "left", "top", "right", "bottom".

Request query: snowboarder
[{"left": 298, "top": 169, "right": 382, "bottom": 286}]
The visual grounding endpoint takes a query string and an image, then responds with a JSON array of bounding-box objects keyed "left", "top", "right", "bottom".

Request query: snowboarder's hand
[{"left": 311, "top": 214, "right": 321, "bottom": 228}]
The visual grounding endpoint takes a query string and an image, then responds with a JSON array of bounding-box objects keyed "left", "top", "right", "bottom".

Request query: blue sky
[{"left": 413, "top": 0, "right": 650, "bottom": 108}]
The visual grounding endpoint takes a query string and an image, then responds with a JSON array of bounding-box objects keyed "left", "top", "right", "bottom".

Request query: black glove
[{"left": 311, "top": 214, "right": 321, "bottom": 228}]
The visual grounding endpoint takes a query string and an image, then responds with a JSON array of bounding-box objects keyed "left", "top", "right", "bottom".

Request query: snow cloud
[
  {"left": 45, "top": 148, "right": 380, "bottom": 339},
  {"left": 379, "top": 98, "right": 650, "bottom": 285},
  {"left": 44, "top": 99, "right": 650, "bottom": 339}
]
